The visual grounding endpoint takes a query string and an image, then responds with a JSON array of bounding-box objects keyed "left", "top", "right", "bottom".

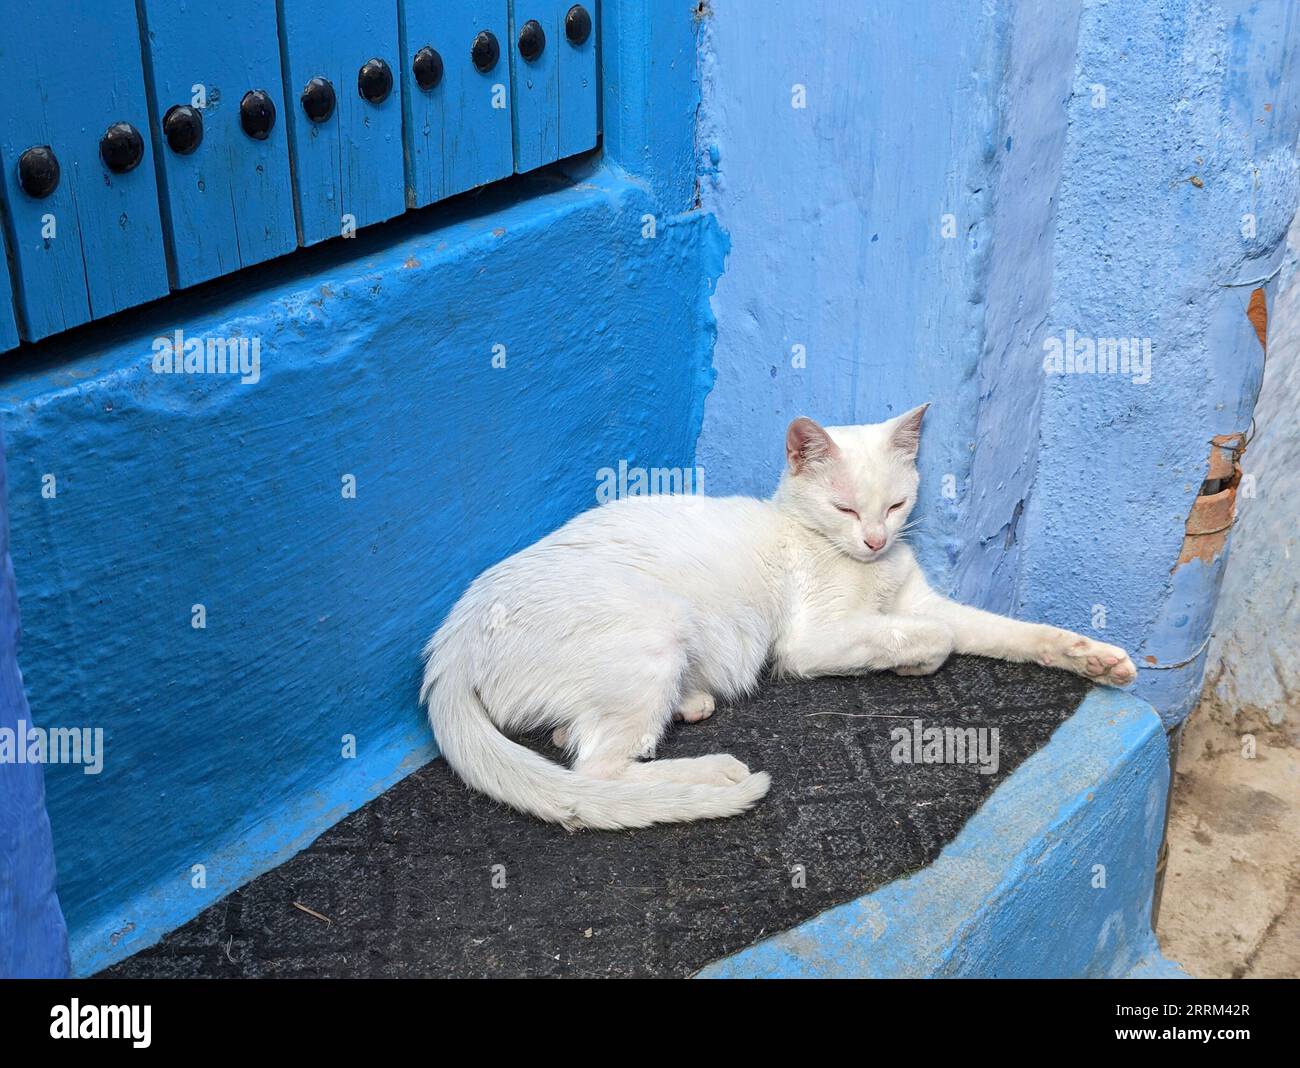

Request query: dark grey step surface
[{"left": 101, "top": 656, "right": 1089, "bottom": 978}]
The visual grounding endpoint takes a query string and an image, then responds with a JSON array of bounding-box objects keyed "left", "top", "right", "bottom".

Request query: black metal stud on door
[
  {"left": 518, "top": 19, "right": 545, "bottom": 62},
  {"left": 301, "top": 77, "right": 336, "bottom": 122},
  {"left": 358, "top": 58, "right": 393, "bottom": 104},
  {"left": 472, "top": 30, "right": 499, "bottom": 73},
  {"left": 17, "top": 146, "right": 59, "bottom": 198},
  {"left": 100, "top": 122, "right": 144, "bottom": 173},
  {"left": 565, "top": 5, "right": 592, "bottom": 46},
  {"left": 240, "top": 90, "right": 277, "bottom": 140},
  {"left": 413, "top": 46, "right": 443, "bottom": 90},
  {"left": 162, "top": 105, "right": 203, "bottom": 154}
]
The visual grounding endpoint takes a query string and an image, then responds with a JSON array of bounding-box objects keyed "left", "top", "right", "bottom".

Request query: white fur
[{"left": 420, "top": 407, "right": 1136, "bottom": 831}]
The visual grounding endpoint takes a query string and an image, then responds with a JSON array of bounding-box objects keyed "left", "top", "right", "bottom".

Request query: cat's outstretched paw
[
  {"left": 1049, "top": 635, "right": 1137, "bottom": 687},
  {"left": 674, "top": 691, "right": 716, "bottom": 723}
]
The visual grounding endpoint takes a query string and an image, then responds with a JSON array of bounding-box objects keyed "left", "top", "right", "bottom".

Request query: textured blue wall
[
  {"left": 0, "top": 429, "right": 69, "bottom": 978},
  {"left": 1205, "top": 214, "right": 1300, "bottom": 725},
  {"left": 0, "top": 0, "right": 719, "bottom": 974},
  {"left": 1019, "top": 0, "right": 1300, "bottom": 727},
  {"left": 694, "top": 0, "right": 1003, "bottom": 586},
  {"left": 695, "top": 0, "right": 1300, "bottom": 728}
]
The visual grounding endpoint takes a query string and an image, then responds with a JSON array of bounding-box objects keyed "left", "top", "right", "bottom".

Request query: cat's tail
[{"left": 422, "top": 664, "right": 771, "bottom": 831}]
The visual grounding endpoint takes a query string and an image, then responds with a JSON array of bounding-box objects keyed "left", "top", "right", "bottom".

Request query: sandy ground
[{"left": 1156, "top": 693, "right": 1300, "bottom": 977}]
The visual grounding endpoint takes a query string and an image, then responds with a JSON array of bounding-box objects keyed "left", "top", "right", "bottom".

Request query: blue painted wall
[
  {"left": 694, "top": 0, "right": 1003, "bottom": 587},
  {"left": 1020, "top": 0, "right": 1300, "bottom": 727},
  {"left": 1205, "top": 212, "right": 1300, "bottom": 725},
  {"left": 695, "top": 0, "right": 1300, "bottom": 729},
  {"left": 0, "top": 429, "right": 70, "bottom": 978}
]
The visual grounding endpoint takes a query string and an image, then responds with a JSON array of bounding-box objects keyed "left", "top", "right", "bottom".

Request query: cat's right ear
[{"left": 786, "top": 417, "right": 840, "bottom": 475}]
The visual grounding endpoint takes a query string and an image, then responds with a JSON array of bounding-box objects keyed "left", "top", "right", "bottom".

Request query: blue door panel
[
  {"left": 279, "top": 0, "right": 406, "bottom": 246},
  {"left": 138, "top": 0, "right": 297, "bottom": 288},
  {"left": 508, "top": 1, "right": 597, "bottom": 173},
  {"left": 0, "top": 1, "right": 168, "bottom": 340},
  {"left": 555, "top": 2, "right": 598, "bottom": 161},
  {"left": 509, "top": 1, "right": 561, "bottom": 173},
  {"left": 400, "top": 0, "right": 514, "bottom": 208}
]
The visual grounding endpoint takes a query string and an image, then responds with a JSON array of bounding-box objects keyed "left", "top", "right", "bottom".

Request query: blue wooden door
[
  {"left": 400, "top": 0, "right": 514, "bottom": 208},
  {"left": 0, "top": 0, "right": 603, "bottom": 355},
  {"left": 0, "top": 1, "right": 169, "bottom": 340},
  {"left": 137, "top": 0, "right": 298, "bottom": 288},
  {"left": 509, "top": 2, "right": 598, "bottom": 174},
  {"left": 278, "top": 0, "right": 406, "bottom": 245},
  {"left": 554, "top": 2, "right": 598, "bottom": 160}
]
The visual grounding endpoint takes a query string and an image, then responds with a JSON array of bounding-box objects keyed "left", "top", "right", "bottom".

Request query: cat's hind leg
[
  {"left": 623, "top": 754, "right": 751, "bottom": 785},
  {"left": 569, "top": 708, "right": 753, "bottom": 787},
  {"left": 564, "top": 654, "right": 754, "bottom": 788},
  {"left": 553, "top": 721, "right": 653, "bottom": 757},
  {"left": 674, "top": 690, "right": 716, "bottom": 723}
]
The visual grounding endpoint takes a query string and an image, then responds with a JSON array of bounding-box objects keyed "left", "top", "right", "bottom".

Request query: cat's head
[{"left": 776, "top": 405, "right": 927, "bottom": 562}]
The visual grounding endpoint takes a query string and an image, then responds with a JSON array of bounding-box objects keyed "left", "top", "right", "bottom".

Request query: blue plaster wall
[
  {"left": 1205, "top": 212, "right": 1300, "bottom": 725},
  {"left": 694, "top": 0, "right": 1300, "bottom": 728},
  {"left": 694, "top": 0, "right": 1007, "bottom": 586},
  {"left": 0, "top": 429, "right": 70, "bottom": 977},
  {"left": 0, "top": 0, "right": 721, "bottom": 975},
  {"left": 1020, "top": 0, "right": 1300, "bottom": 727}
]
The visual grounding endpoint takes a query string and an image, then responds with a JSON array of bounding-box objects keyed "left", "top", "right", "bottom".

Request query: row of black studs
[{"left": 14, "top": 5, "right": 593, "bottom": 199}]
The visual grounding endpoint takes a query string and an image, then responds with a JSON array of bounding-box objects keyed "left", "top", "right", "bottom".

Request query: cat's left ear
[
  {"left": 786, "top": 417, "right": 841, "bottom": 474},
  {"left": 889, "top": 403, "right": 929, "bottom": 459}
]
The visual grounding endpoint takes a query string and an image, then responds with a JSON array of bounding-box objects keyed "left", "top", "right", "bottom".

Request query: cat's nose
[{"left": 864, "top": 531, "right": 887, "bottom": 552}]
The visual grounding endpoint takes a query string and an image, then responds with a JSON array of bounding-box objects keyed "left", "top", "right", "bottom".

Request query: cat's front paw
[
  {"left": 1047, "top": 633, "right": 1137, "bottom": 687},
  {"left": 890, "top": 620, "right": 953, "bottom": 677}
]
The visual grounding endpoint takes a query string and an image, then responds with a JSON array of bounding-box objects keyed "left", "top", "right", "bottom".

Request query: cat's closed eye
[
  {"left": 835, "top": 504, "right": 859, "bottom": 519},
  {"left": 888, "top": 500, "right": 907, "bottom": 513}
]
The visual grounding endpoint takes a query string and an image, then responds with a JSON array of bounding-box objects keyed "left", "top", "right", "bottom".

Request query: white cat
[{"left": 421, "top": 406, "right": 1136, "bottom": 831}]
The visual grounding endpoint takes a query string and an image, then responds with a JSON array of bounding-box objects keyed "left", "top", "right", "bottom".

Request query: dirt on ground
[{"left": 1156, "top": 689, "right": 1300, "bottom": 978}]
